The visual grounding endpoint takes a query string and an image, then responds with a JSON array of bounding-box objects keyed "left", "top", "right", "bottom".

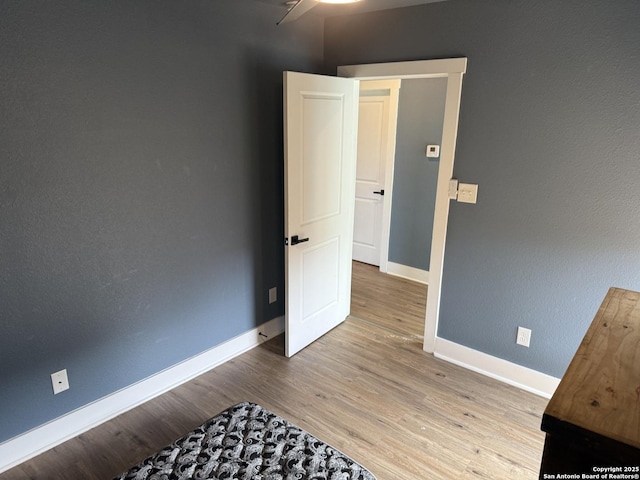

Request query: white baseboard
[
  {"left": 434, "top": 337, "right": 560, "bottom": 398},
  {"left": 0, "top": 316, "right": 285, "bottom": 475},
  {"left": 386, "top": 261, "right": 429, "bottom": 284}
]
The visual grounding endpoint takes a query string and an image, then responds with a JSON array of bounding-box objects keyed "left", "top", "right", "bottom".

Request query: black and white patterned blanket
[{"left": 114, "top": 401, "right": 376, "bottom": 480}]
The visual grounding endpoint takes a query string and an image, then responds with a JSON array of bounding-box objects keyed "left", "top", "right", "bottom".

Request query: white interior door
[
  {"left": 284, "top": 71, "right": 359, "bottom": 357},
  {"left": 352, "top": 80, "right": 400, "bottom": 267},
  {"left": 353, "top": 95, "right": 387, "bottom": 265}
]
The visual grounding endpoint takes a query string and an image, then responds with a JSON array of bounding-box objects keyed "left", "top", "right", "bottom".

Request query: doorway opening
[
  {"left": 340, "top": 58, "right": 467, "bottom": 353},
  {"left": 351, "top": 76, "right": 445, "bottom": 340},
  {"left": 283, "top": 59, "right": 466, "bottom": 357},
  {"left": 350, "top": 260, "right": 427, "bottom": 339}
]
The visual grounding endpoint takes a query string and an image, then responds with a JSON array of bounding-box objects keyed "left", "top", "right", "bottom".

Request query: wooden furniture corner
[{"left": 540, "top": 287, "right": 640, "bottom": 477}]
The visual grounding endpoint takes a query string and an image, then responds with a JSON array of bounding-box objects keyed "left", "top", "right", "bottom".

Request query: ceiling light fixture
[{"left": 279, "top": 0, "right": 362, "bottom": 25}]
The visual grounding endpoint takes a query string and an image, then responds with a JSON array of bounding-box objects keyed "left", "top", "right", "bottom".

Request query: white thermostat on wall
[{"left": 426, "top": 144, "right": 440, "bottom": 158}]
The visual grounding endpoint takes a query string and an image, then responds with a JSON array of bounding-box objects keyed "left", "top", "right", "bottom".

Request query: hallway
[{"left": 350, "top": 261, "right": 427, "bottom": 339}]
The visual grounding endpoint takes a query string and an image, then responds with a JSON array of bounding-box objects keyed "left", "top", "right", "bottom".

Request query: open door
[{"left": 283, "top": 71, "right": 359, "bottom": 357}]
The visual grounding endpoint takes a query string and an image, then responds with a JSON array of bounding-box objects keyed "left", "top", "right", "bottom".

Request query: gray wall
[
  {"left": 389, "top": 78, "right": 447, "bottom": 271},
  {"left": 0, "top": 0, "right": 322, "bottom": 443},
  {"left": 325, "top": 0, "right": 640, "bottom": 378}
]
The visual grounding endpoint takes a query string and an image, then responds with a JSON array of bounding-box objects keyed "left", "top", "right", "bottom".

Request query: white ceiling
[
  {"left": 262, "top": 0, "right": 447, "bottom": 18},
  {"left": 313, "top": 0, "right": 447, "bottom": 16}
]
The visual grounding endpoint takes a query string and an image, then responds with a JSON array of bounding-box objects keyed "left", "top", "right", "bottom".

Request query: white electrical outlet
[
  {"left": 516, "top": 327, "right": 531, "bottom": 347},
  {"left": 268, "top": 287, "right": 277, "bottom": 304},
  {"left": 51, "top": 369, "right": 70, "bottom": 395}
]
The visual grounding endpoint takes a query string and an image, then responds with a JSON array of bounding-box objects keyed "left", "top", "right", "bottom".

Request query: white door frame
[
  {"left": 338, "top": 58, "right": 467, "bottom": 353},
  {"left": 356, "top": 79, "right": 401, "bottom": 272}
]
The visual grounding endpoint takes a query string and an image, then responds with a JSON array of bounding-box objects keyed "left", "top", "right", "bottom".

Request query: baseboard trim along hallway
[{"left": 386, "top": 261, "right": 429, "bottom": 285}]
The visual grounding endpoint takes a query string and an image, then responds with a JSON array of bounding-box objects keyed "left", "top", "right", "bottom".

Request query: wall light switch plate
[
  {"left": 448, "top": 179, "right": 459, "bottom": 200},
  {"left": 457, "top": 183, "right": 478, "bottom": 204},
  {"left": 426, "top": 144, "right": 440, "bottom": 158},
  {"left": 268, "top": 287, "right": 277, "bottom": 304}
]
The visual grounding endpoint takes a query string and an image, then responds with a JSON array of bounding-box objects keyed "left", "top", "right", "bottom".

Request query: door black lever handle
[
  {"left": 373, "top": 189, "right": 385, "bottom": 196},
  {"left": 291, "top": 235, "right": 309, "bottom": 246}
]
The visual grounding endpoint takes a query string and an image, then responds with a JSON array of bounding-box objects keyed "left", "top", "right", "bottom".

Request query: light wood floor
[
  {"left": 1, "top": 265, "right": 547, "bottom": 480},
  {"left": 351, "top": 261, "right": 427, "bottom": 339}
]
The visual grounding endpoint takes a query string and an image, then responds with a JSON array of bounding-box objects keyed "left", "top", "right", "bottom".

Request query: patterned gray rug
[{"left": 114, "top": 401, "right": 376, "bottom": 480}]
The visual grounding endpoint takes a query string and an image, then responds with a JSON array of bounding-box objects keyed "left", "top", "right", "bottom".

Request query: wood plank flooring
[
  {"left": 351, "top": 261, "right": 427, "bottom": 339},
  {"left": 1, "top": 264, "right": 547, "bottom": 480}
]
